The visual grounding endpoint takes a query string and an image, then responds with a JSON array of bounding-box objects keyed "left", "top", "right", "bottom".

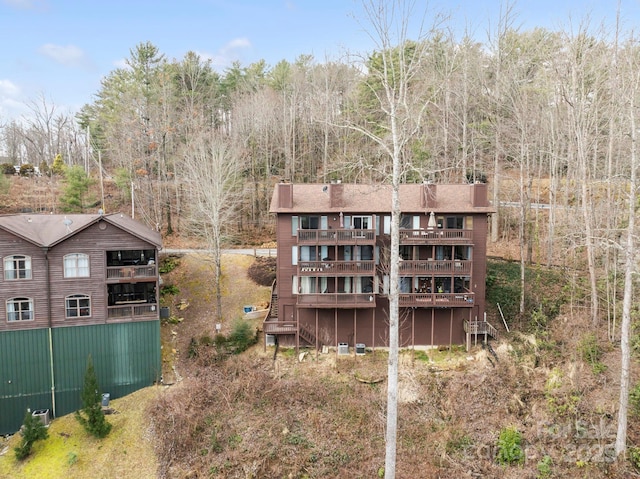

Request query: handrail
[
  {"left": 464, "top": 320, "right": 499, "bottom": 339},
  {"left": 106, "top": 264, "right": 157, "bottom": 279}
]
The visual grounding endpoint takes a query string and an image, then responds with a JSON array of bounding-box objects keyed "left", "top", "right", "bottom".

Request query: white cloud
[
  {"left": 0, "top": 98, "right": 29, "bottom": 124},
  {"left": 202, "top": 37, "right": 252, "bottom": 69},
  {"left": 0, "top": 79, "right": 20, "bottom": 97},
  {"left": 39, "top": 43, "right": 92, "bottom": 69}
]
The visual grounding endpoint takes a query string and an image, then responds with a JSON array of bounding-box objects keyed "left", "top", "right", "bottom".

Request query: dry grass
[
  {"left": 2, "top": 254, "right": 638, "bottom": 478},
  {"left": 0, "top": 386, "right": 163, "bottom": 479}
]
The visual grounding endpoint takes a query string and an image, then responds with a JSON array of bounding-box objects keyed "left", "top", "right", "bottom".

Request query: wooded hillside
[{"left": 1, "top": 1, "right": 639, "bottom": 469}]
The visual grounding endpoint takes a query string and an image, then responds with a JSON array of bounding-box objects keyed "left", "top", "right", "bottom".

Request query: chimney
[
  {"left": 278, "top": 182, "right": 293, "bottom": 208},
  {"left": 421, "top": 183, "right": 436, "bottom": 208},
  {"left": 471, "top": 182, "right": 487, "bottom": 206},
  {"left": 330, "top": 182, "right": 344, "bottom": 208}
]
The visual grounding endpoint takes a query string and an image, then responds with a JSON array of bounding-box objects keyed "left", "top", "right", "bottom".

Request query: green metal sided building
[{"left": 0, "top": 213, "right": 162, "bottom": 434}]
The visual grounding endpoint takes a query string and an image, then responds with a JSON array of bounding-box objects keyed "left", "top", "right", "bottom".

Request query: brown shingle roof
[
  {"left": 0, "top": 213, "right": 162, "bottom": 248},
  {"left": 270, "top": 183, "right": 495, "bottom": 214}
]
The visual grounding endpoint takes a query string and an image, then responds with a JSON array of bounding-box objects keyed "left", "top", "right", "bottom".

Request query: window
[
  {"left": 300, "top": 215, "right": 320, "bottom": 229},
  {"left": 7, "top": 297, "right": 33, "bottom": 321},
  {"left": 66, "top": 294, "right": 91, "bottom": 318},
  {"left": 351, "top": 215, "right": 372, "bottom": 229},
  {"left": 4, "top": 255, "right": 31, "bottom": 280},
  {"left": 64, "top": 253, "right": 90, "bottom": 278},
  {"left": 446, "top": 216, "right": 464, "bottom": 229}
]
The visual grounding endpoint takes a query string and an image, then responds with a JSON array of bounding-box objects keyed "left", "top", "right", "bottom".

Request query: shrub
[
  {"left": 545, "top": 368, "right": 580, "bottom": 417},
  {"left": 630, "top": 383, "right": 640, "bottom": 417},
  {"left": 247, "top": 257, "right": 276, "bottom": 286},
  {"left": 496, "top": 426, "right": 524, "bottom": 466},
  {"left": 14, "top": 409, "right": 49, "bottom": 460},
  {"left": 445, "top": 429, "right": 473, "bottom": 455},
  {"left": 19, "top": 163, "right": 35, "bottom": 176},
  {"left": 51, "top": 153, "right": 65, "bottom": 176},
  {"left": 159, "top": 256, "right": 180, "bottom": 274},
  {"left": 227, "top": 318, "right": 258, "bottom": 354},
  {"left": 39, "top": 160, "right": 50, "bottom": 176},
  {"left": 75, "top": 355, "right": 112, "bottom": 438},
  {"left": 578, "top": 333, "right": 607, "bottom": 374},
  {"left": 630, "top": 446, "right": 640, "bottom": 471},
  {"left": 0, "top": 163, "right": 15, "bottom": 175},
  {"left": 160, "top": 284, "right": 180, "bottom": 297},
  {"left": 536, "top": 455, "right": 552, "bottom": 478}
]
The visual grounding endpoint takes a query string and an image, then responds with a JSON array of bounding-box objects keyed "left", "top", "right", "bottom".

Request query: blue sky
[{"left": 0, "top": 0, "right": 637, "bottom": 122}]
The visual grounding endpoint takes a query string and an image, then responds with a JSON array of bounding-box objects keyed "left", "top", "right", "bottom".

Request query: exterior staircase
[
  {"left": 263, "top": 280, "right": 318, "bottom": 348},
  {"left": 298, "top": 323, "right": 317, "bottom": 347},
  {"left": 268, "top": 281, "right": 278, "bottom": 318},
  {"left": 464, "top": 320, "right": 499, "bottom": 340}
]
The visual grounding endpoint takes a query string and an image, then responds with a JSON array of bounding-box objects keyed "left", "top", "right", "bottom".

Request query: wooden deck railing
[
  {"left": 106, "top": 264, "right": 157, "bottom": 279},
  {"left": 464, "top": 320, "right": 499, "bottom": 339},
  {"left": 107, "top": 303, "right": 158, "bottom": 319},
  {"left": 399, "top": 292, "right": 475, "bottom": 307},
  {"left": 297, "top": 229, "right": 376, "bottom": 244},
  {"left": 297, "top": 292, "right": 376, "bottom": 308},
  {"left": 399, "top": 229, "right": 473, "bottom": 244},
  {"left": 399, "top": 259, "right": 471, "bottom": 274},
  {"left": 298, "top": 260, "right": 375, "bottom": 274}
]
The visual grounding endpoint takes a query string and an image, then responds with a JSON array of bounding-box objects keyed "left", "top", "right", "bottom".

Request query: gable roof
[
  {"left": 270, "top": 183, "right": 495, "bottom": 214},
  {"left": 0, "top": 213, "right": 162, "bottom": 248}
]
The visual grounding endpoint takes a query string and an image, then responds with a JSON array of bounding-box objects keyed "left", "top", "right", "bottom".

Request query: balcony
[
  {"left": 399, "top": 229, "right": 472, "bottom": 245},
  {"left": 107, "top": 302, "right": 158, "bottom": 319},
  {"left": 106, "top": 264, "right": 157, "bottom": 280},
  {"left": 297, "top": 293, "right": 377, "bottom": 308},
  {"left": 399, "top": 259, "right": 471, "bottom": 274},
  {"left": 298, "top": 229, "right": 376, "bottom": 245},
  {"left": 399, "top": 292, "right": 475, "bottom": 308},
  {"left": 298, "top": 260, "right": 375, "bottom": 275}
]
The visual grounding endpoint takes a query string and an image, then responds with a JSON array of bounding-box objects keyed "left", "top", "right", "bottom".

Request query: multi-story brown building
[
  {"left": 264, "top": 181, "right": 497, "bottom": 351},
  {"left": 0, "top": 213, "right": 162, "bottom": 434}
]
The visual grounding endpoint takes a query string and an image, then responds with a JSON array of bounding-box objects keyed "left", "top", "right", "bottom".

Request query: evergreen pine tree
[
  {"left": 60, "top": 165, "right": 94, "bottom": 213},
  {"left": 75, "top": 355, "right": 112, "bottom": 438},
  {"left": 14, "top": 409, "right": 49, "bottom": 460}
]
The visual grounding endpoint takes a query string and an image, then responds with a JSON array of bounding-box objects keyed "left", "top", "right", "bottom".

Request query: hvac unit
[
  {"left": 338, "top": 343, "right": 349, "bottom": 355},
  {"left": 355, "top": 343, "right": 366, "bottom": 355},
  {"left": 32, "top": 409, "right": 51, "bottom": 427},
  {"left": 265, "top": 334, "right": 276, "bottom": 346}
]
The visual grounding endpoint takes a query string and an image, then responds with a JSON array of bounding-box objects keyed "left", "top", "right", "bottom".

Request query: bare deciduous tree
[
  {"left": 615, "top": 31, "right": 640, "bottom": 459},
  {"left": 181, "top": 130, "right": 245, "bottom": 321},
  {"left": 353, "top": 1, "right": 443, "bottom": 476}
]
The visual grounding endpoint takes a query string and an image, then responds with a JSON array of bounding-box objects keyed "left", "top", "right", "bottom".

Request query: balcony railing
[
  {"left": 398, "top": 292, "right": 475, "bottom": 307},
  {"left": 297, "top": 293, "right": 377, "bottom": 308},
  {"left": 297, "top": 229, "right": 376, "bottom": 245},
  {"left": 106, "top": 264, "right": 157, "bottom": 280},
  {"left": 107, "top": 303, "right": 158, "bottom": 319},
  {"left": 298, "top": 260, "right": 375, "bottom": 275},
  {"left": 399, "top": 229, "right": 473, "bottom": 244},
  {"left": 263, "top": 320, "right": 297, "bottom": 335},
  {"left": 399, "top": 259, "right": 471, "bottom": 274}
]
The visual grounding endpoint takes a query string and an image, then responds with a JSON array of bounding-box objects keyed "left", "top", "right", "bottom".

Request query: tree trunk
[{"left": 615, "top": 66, "right": 638, "bottom": 457}]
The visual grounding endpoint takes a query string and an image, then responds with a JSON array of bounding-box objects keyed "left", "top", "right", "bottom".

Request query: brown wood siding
[
  {"left": 0, "top": 221, "right": 159, "bottom": 332},
  {"left": 294, "top": 303, "right": 467, "bottom": 348},
  {"left": 0, "top": 230, "right": 50, "bottom": 331},
  {"left": 470, "top": 214, "right": 489, "bottom": 321},
  {"left": 273, "top": 203, "right": 491, "bottom": 347}
]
